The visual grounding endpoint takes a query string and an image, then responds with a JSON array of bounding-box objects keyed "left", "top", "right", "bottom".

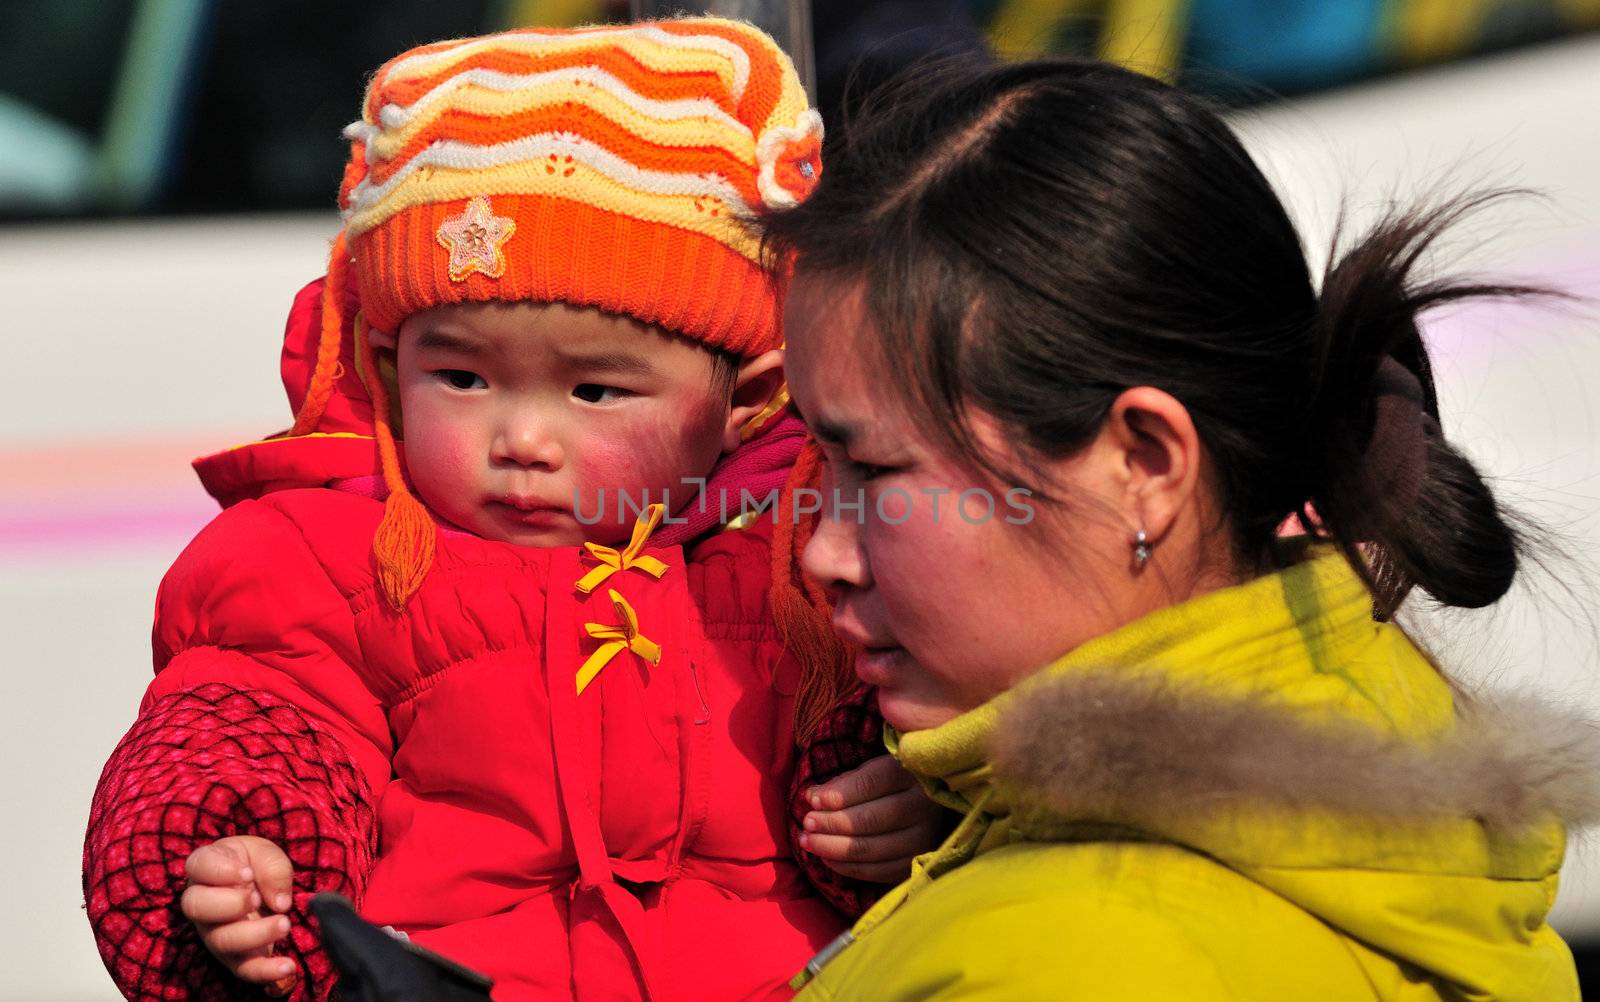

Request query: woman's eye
[
  {"left": 846, "top": 457, "right": 895, "bottom": 482},
  {"left": 821, "top": 449, "right": 894, "bottom": 484},
  {"left": 573, "top": 383, "right": 633, "bottom": 404},
  {"left": 437, "top": 369, "right": 487, "bottom": 390}
]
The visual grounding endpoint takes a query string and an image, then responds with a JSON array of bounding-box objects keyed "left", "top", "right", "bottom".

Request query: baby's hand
[
  {"left": 800, "top": 754, "right": 947, "bottom": 884},
  {"left": 181, "top": 835, "right": 299, "bottom": 995}
]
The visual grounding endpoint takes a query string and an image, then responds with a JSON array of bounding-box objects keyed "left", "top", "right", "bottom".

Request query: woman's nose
[{"left": 801, "top": 501, "right": 871, "bottom": 594}]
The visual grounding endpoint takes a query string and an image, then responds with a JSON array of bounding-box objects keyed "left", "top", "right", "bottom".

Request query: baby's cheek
[
  {"left": 577, "top": 408, "right": 715, "bottom": 498},
  {"left": 405, "top": 413, "right": 481, "bottom": 510},
  {"left": 573, "top": 436, "right": 636, "bottom": 500}
]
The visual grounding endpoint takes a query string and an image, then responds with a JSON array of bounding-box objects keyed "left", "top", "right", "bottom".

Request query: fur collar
[{"left": 990, "top": 671, "right": 1600, "bottom": 833}]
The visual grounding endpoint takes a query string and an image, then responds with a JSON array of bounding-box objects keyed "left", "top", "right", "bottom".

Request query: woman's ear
[
  {"left": 722, "top": 348, "right": 786, "bottom": 452},
  {"left": 1103, "top": 387, "right": 1203, "bottom": 546}
]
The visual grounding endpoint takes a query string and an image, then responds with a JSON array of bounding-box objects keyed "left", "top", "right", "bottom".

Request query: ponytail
[{"left": 1307, "top": 192, "right": 1552, "bottom": 616}]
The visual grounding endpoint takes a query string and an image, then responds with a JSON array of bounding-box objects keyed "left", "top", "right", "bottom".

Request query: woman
[{"left": 768, "top": 59, "right": 1596, "bottom": 1000}]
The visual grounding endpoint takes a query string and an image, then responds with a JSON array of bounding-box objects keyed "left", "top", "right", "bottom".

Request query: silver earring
[{"left": 1132, "top": 529, "right": 1152, "bottom": 568}]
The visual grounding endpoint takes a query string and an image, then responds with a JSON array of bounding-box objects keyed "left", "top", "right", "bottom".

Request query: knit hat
[
  {"left": 287, "top": 18, "right": 824, "bottom": 610},
  {"left": 339, "top": 17, "right": 821, "bottom": 349}
]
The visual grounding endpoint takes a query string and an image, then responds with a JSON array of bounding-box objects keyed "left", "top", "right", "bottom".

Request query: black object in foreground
[{"left": 311, "top": 893, "right": 494, "bottom": 1001}]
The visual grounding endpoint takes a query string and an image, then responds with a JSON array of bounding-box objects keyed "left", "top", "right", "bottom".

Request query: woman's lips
[
  {"left": 854, "top": 645, "right": 906, "bottom": 687},
  {"left": 831, "top": 614, "right": 903, "bottom": 685}
]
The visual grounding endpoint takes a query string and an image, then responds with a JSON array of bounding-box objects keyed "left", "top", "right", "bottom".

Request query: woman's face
[{"left": 784, "top": 277, "right": 1141, "bottom": 731}]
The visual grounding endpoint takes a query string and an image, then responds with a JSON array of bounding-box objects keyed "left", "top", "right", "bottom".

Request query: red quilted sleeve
[
  {"left": 85, "top": 498, "right": 393, "bottom": 1000},
  {"left": 787, "top": 686, "right": 897, "bottom": 918},
  {"left": 84, "top": 683, "right": 378, "bottom": 1002}
]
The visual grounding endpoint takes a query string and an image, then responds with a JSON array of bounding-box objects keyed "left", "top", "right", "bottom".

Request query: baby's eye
[
  {"left": 573, "top": 383, "right": 634, "bottom": 404},
  {"left": 436, "top": 369, "right": 487, "bottom": 391}
]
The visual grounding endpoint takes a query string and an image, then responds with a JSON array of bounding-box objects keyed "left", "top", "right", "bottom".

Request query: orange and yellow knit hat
[
  {"left": 289, "top": 18, "right": 823, "bottom": 611},
  {"left": 338, "top": 16, "right": 821, "bottom": 350}
]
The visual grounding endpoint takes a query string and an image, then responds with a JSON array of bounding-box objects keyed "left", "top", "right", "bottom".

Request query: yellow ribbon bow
[
  {"left": 574, "top": 503, "right": 670, "bottom": 594},
  {"left": 576, "top": 589, "right": 662, "bottom": 695}
]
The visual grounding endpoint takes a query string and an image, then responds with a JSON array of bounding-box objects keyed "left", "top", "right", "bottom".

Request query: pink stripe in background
[
  {"left": 0, "top": 436, "right": 244, "bottom": 560},
  {"left": 0, "top": 495, "right": 221, "bottom": 558}
]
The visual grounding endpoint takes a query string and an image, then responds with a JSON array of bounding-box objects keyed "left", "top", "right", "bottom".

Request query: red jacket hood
[{"left": 193, "top": 277, "right": 382, "bottom": 508}]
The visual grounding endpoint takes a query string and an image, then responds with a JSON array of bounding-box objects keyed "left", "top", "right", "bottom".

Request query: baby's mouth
[
  {"left": 491, "top": 495, "right": 567, "bottom": 514},
  {"left": 485, "top": 498, "right": 573, "bottom": 528}
]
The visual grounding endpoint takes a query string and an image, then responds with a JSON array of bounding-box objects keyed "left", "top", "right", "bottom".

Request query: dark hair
[
  {"left": 709, "top": 347, "right": 741, "bottom": 397},
  {"left": 764, "top": 58, "right": 1544, "bottom": 615}
]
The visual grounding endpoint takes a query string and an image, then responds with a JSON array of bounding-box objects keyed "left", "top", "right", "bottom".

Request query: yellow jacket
[{"left": 795, "top": 551, "right": 1592, "bottom": 1000}]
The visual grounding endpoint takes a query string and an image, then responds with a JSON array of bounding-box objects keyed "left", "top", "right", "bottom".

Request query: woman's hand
[
  {"left": 801, "top": 754, "right": 948, "bottom": 883},
  {"left": 181, "top": 835, "right": 300, "bottom": 995}
]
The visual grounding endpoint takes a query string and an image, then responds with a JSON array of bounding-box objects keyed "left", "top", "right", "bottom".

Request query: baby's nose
[{"left": 493, "top": 423, "right": 563, "bottom": 469}]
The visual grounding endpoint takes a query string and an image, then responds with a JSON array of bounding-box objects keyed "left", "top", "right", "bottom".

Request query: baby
[{"left": 84, "top": 19, "right": 941, "bottom": 1002}]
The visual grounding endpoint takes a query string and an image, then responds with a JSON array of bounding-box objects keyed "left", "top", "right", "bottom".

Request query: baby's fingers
[
  {"left": 180, "top": 883, "right": 261, "bottom": 926},
  {"left": 200, "top": 913, "right": 291, "bottom": 960},
  {"left": 807, "top": 755, "right": 916, "bottom": 811},
  {"left": 185, "top": 843, "right": 254, "bottom": 888},
  {"left": 234, "top": 954, "right": 301, "bottom": 988},
  {"left": 806, "top": 786, "right": 929, "bottom": 837},
  {"left": 801, "top": 824, "right": 932, "bottom": 866}
]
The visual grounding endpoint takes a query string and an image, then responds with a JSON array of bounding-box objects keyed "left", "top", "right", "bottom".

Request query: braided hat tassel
[
  {"left": 770, "top": 440, "right": 857, "bottom": 745},
  {"left": 355, "top": 311, "right": 436, "bottom": 610},
  {"left": 289, "top": 231, "right": 351, "bottom": 437}
]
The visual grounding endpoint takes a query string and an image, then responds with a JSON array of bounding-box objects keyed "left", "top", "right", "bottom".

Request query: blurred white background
[{"left": 1, "top": 26, "right": 1597, "bottom": 1002}]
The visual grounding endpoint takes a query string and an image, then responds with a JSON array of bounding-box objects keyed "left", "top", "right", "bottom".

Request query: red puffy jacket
[{"left": 83, "top": 279, "right": 871, "bottom": 1002}]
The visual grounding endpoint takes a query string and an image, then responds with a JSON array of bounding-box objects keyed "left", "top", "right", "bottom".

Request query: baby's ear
[
  {"left": 366, "top": 326, "right": 398, "bottom": 352},
  {"left": 722, "top": 348, "right": 785, "bottom": 453}
]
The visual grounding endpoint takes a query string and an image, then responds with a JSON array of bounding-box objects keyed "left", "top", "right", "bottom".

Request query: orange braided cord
[
  {"left": 771, "top": 440, "right": 856, "bottom": 744},
  {"left": 356, "top": 313, "right": 437, "bottom": 610},
  {"left": 290, "top": 231, "right": 351, "bottom": 437}
]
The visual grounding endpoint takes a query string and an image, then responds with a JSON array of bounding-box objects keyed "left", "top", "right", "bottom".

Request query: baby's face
[{"left": 384, "top": 301, "right": 734, "bottom": 547}]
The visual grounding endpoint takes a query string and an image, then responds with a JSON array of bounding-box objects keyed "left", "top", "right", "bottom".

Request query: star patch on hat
[{"left": 437, "top": 195, "right": 516, "bottom": 281}]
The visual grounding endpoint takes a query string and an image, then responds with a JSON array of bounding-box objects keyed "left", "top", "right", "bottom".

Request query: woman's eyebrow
[
  {"left": 791, "top": 399, "right": 862, "bottom": 446},
  {"left": 810, "top": 416, "right": 859, "bottom": 447}
]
